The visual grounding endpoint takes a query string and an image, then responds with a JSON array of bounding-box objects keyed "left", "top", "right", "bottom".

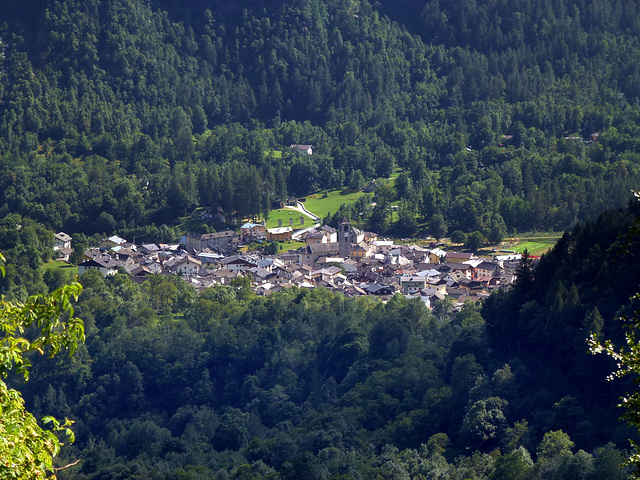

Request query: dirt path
[{"left": 284, "top": 202, "right": 321, "bottom": 240}]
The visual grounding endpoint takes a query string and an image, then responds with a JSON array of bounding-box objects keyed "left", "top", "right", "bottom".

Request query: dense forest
[
  {"left": 0, "top": 0, "right": 639, "bottom": 243},
  {"left": 7, "top": 200, "right": 638, "bottom": 479},
  {"left": 4, "top": 0, "right": 640, "bottom": 478}
]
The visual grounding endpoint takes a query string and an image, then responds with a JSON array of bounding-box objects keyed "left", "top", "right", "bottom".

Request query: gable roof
[
  {"left": 202, "top": 230, "right": 238, "bottom": 240},
  {"left": 306, "top": 243, "right": 340, "bottom": 254},
  {"left": 55, "top": 232, "right": 72, "bottom": 242},
  {"left": 79, "top": 256, "right": 121, "bottom": 270},
  {"left": 476, "top": 261, "right": 501, "bottom": 270},
  {"left": 107, "top": 235, "right": 127, "bottom": 245},
  {"left": 267, "top": 227, "right": 293, "bottom": 234},
  {"left": 223, "top": 255, "right": 256, "bottom": 266},
  {"left": 400, "top": 276, "right": 428, "bottom": 283},
  {"left": 241, "top": 222, "right": 263, "bottom": 229},
  {"left": 445, "top": 251, "right": 474, "bottom": 260}
]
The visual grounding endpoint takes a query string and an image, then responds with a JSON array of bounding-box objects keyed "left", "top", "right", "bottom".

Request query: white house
[
  {"left": 168, "top": 255, "right": 202, "bottom": 276},
  {"left": 372, "top": 240, "right": 394, "bottom": 255},
  {"left": 100, "top": 235, "right": 127, "bottom": 249},
  {"left": 78, "top": 256, "right": 121, "bottom": 277},
  {"left": 290, "top": 144, "right": 313, "bottom": 155},
  {"left": 223, "top": 255, "right": 257, "bottom": 272},
  {"left": 400, "top": 276, "right": 428, "bottom": 294},
  {"left": 54, "top": 232, "right": 72, "bottom": 250}
]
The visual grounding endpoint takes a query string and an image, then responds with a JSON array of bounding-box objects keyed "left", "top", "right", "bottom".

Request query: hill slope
[{"left": 0, "top": 0, "right": 639, "bottom": 241}]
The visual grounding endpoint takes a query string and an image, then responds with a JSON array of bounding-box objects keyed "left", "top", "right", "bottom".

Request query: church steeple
[{"left": 339, "top": 217, "right": 351, "bottom": 258}]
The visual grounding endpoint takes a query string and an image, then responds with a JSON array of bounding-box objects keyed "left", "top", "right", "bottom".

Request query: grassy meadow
[
  {"left": 43, "top": 259, "right": 79, "bottom": 275},
  {"left": 265, "top": 209, "right": 314, "bottom": 229},
  {"left": 301, "top": 189, "right": 369, "bottom": 220},
  {"left": 502, "top": 235, "right": 561, "bottom": 256}
]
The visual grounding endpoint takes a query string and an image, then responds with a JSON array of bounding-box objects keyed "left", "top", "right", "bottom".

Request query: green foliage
[
  {"left": 489, "top": 447, "right": 533, "bottom": 480},
  {"left": 3, "top": 0, "right": 640, "bottom": 477},
  {"left": 0, "top": 252, "right": 84, "bottom": 479},
  {"left": 0, "top": 0, "right": 638, "bottom": 239},
  {"left": 263, "top": 241, "right": 279, "bottom": 256},
  {"left": 589, "top": 294, "right": 640, "bottom": 474},
  {"left": 464, "top": 230, "right": 485, "bottom": 252},
  {"left": 1, "top": 234, "right": 635, "bottom": 479},
  {"left": 451, "top": 230, "right": 467, "bottom": 244}
]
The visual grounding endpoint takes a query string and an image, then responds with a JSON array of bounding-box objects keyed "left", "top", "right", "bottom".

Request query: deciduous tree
[{"left": 0, "top": 253, "right": 84, "bottom": 479}]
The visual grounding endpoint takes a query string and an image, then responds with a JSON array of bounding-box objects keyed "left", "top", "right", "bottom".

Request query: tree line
[{"left": 0, "top": 0, "right": 639, "bottom": 241}]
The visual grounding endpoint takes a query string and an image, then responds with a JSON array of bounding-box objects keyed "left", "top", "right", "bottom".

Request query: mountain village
[{"left": 59, "top": 215, "right": 525, "bottom": 311}]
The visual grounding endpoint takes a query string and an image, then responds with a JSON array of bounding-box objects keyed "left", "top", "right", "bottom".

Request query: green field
[
  {"left": 301, "top": 189, "right": 368, "bottom": 220},
  {"left": 503, "top": 236, "right": 560, "bottom": 256},
  {"left": 279, "top": 240, "right": 305, "bottom": 252},
  {"left": 177, "top": 207, "right": 208, "bottom": 233},
  {"left": 265, "top": 209, "right": 314, "bottom": 229},
  {"left": 43, "top": 259, "right": 79, "bottom": 275}
]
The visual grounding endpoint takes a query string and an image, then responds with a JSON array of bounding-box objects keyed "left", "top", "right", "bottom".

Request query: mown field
[
  {"left": 301, "top": 189, "right": 369, "bottom": 220},
  {"left": 43, "top": 259, "right": 79, "bottom": 275},
  {"left": 265, "top": 208, "right": 314, "bottom": 229},
  {"left": 503, "top": 236, "right": 561, "bottom": 256}
]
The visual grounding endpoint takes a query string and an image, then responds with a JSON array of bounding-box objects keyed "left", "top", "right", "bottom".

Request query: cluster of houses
[{"left": 60, "top": 218, "right": 525, "bottom": 311}]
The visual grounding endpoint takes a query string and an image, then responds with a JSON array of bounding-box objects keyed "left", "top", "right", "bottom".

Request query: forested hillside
[
  {"left": 9, "top": 200, "right": 638, "bottom": 479},
  {"left": 0, "top": 0, "right": 639, "bottom": 245},
  {"left": 4, "top": 1, "right": 640, "bottom": 477}
]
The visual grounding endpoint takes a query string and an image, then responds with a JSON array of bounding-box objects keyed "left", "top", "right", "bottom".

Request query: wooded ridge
[
  {"left": 0, "top": 0, "right": 638, "bottom": 243},
  {"left": 2, "top": 0, "right": 640, "bottom": 478}
]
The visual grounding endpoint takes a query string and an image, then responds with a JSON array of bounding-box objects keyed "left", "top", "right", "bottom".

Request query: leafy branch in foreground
[
  {"left": 0, "top": 253, "right": 84, "bottom": 479},
  {"left": 588, "top": 193, "right": 640, "bottom": 474},
  {"left": 588, "top": 295, "right": 640, "bottom": 475}
]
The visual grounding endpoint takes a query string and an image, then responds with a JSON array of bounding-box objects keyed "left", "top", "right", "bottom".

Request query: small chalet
[
  {"left": 208, "top": 269, "right": 239, "bottom": 285},
  {"left": 439, "top": 262, "right": 473, "bottom": 278},
  {"left": 167, "top": 255, "right": 202, "bottom": 276},
  {"left": 473, "top": 261, "right": 503, "bottom": 281},
  {"left": 444, "top": 251, "right": 476, "bottom": 264},
  {"left": 266, "top": 227, "right": 293, "bottom": 242},
  {"left": 139, "top": 244, "right": 160, "bottom": 256},
  {"left": 363, "top": 231, "right": 378, "bottom": 242},
  {"left": 54, "top": 232, "right": 72, "bottom": 250},
  {"left": 363, "top": 283, "right": 395, "bottom": 297},
  {"left": 249, "top": 267, "right": 276, "bottom": 283},
  {"left": 350, "top": 242, "right": 372, "bottom": 259},
  {"left": 459, "top": 279, "right": 486, "bottom": 294},
  {"left": 303, "top": 230, "right": 328, "bottom": 245},
  {"left": 55, "top": 246, "right": 73, "bottom": 263},
  {"left": 83, "top": 248, "right": 108, "bottom": 261},
  {"left": 428, "top": 248, "right": 447, "bottom": 264},
  {"left": 197, "top": 251, "right": 224, "bottom": 266},
  {"left": 363, "top": 179, "right": 378, "bottom": 193},
  {"left": 54, "top": 233, "right": 73, "bottom": 261},
  {"left": 310, "top": 266, "right": 343, "bottom": 282},
  {"left": 126, "top": 264, "right": 154, "bottom": 278},
  {"left": 100, "top": 235, "right": 127, "bottom": 249},
  {"left": 290, "top": 144, "right": 313, "bottom": 155},
  {"left": 241, "top": 222, "right": 266, "bottom": 239},
  {"left": 223, "top": 255, "right": 257, "bottom": 272},
  {"left": 320, "top": 225, "right": 337, "bottom": 242},
  {"left": 372, "top": 240, "right": 394, "bottom": 255},
  {"left": 111, "top": 246, "right": 139, "bottom": 264},
  {"left": 78, "top": 256, "right": 121, "bottom": 277}
]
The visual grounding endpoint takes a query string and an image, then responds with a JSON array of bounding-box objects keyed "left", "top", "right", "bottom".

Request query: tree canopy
[
  {"left": 0, "top": 0, "right": 638, "bottom": 239},
  {"left": 0, "top": 252, "right": 83, "bottom": 479}
]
